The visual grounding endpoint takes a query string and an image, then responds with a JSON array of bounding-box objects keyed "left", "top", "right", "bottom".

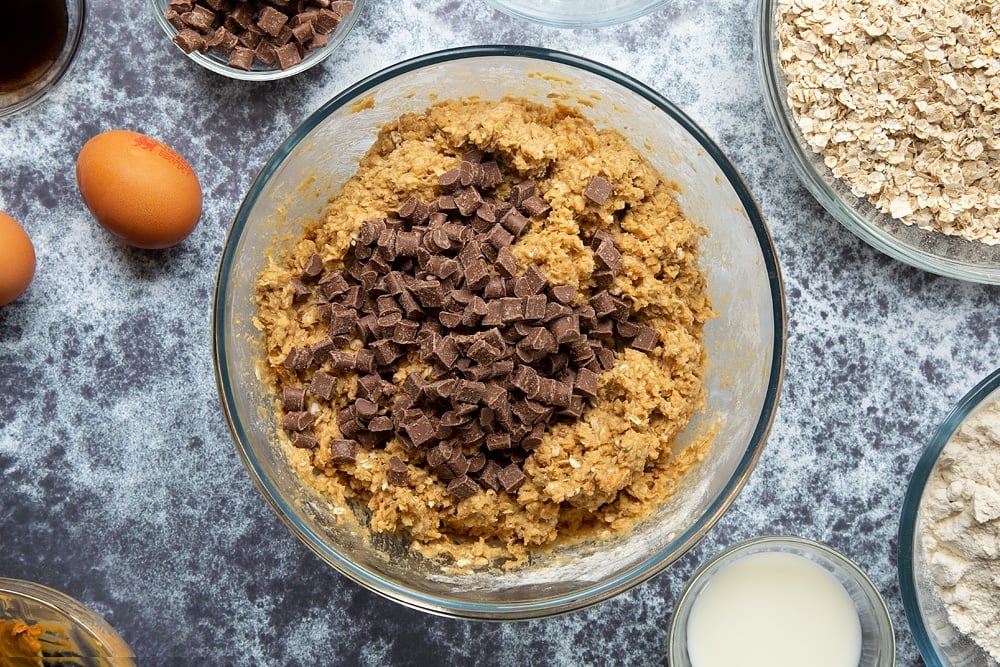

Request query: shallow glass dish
[
  {"left": 214, "top": 45, "right": 786, "bottom": 619},
  {"left": 898, "top": 368, "right": 1000, "bottom": 666},
  {"left": 484, "top": 0, "right": 669, "bottom": 28},
  {"left": 756, "top": 0, "right": 1000, "bottom": 284},
  {"left": 148, "top": 0, "right": 365, "bottom": 81},
  {"left": 0, "top": 577, "right": 135, "bottom": 663},
  {"left": 668, "top": 536, "right": 895, "bottom": 666},
  {"left": 0, "top": 0, "right": 85, "bottom": 118}
]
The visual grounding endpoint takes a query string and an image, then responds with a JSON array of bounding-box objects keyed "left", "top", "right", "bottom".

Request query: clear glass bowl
[
  {"left": 484, "top": 0, "right": 670, "bottom": 28},
  {"left": 898, "top": 368, "right": 1000, "bottom": 666},
  {"left": 213, "top": 45, "right": 786, "bottom": 619},
  {"left": 148, "top": 0, "right": 366, "bottom": 81},
  {"left": 0, "top": 578, "right": 135, "bottom": 663},
  {"left": 668, "top": 536, "right": 895, "bottom": 666},
  {"left": 0, "top": 0, "right": 85, "bottom": 118},
  {"left": 756, "top": 0, "right": 1000, "bottom": 284}
]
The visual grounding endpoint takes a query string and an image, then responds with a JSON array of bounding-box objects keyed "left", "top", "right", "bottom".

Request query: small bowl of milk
[{"left": 668, "top": 536, "right": 895, "bottom": 667}]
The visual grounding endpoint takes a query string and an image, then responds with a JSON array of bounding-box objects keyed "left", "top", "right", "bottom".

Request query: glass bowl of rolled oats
[
  {"left": 757, "top": 0, "right": 1000, "bottom": 284},
  {"left": 150, "top": 0, "right": 365, "bottom": 81},
  {"left": 214, "top": 46, "right": 786, "bottom": 619}
]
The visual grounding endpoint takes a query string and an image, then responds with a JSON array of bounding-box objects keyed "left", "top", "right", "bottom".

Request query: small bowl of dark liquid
[{"left": 0, "top": 0, "right": 85, "bottom": 117}]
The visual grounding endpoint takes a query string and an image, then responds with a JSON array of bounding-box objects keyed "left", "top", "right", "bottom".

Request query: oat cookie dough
[
  {"left": 255, "top": 97, "right": 714, "bottom": 567},
  {"left": 0, "top": 620, "right": 43, "bottom": 667}
]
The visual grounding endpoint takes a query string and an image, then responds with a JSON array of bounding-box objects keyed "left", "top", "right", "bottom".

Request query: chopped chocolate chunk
[
  {"left": 309, "top": 372, "right": 337, "bottom": 400},
  {"left": 631, "top": 325, "right": 660, "bottom": 352},
  {"left": 594, "top": 238, "right": 622, "bottom": 275},
  {"left": 426, "top": 441, "right": 453, "bottom": 469},
  {"left": 480, "top": 161, "right": 503, "bottom": 190},
  {"left": 226, "top": 46, "right": 257, "bottom": 72},
  {"left": 550, "top": 284, "right": 576, "bottom": 305},
  {"left": 499, "top": 207, "right": 529, "bottom": 237},
  {"left": 596, "top": 346, "right": 617, "bottom": 371},
  {"left": 254, "top": 39, "right": 277, "bottom": 66},
  {"left": 387, "top": 456, "right": 409, "bottom": 486},
  {"left": 574, "top": 367, "right": 600, "bottom": 398},
  {"left": 454, "top": 188, "right": 484, "bottom": 217},
  {"left": 318, "top": 272, "right": 348, "bottom": 300},
  {"left": 274, "top": 42, "right": 303, "bottom": 69},
  {"left": 207, "top": 26, "right": 240, "bottom": 52},
  {"left": 467, "top": 452, "right": 486, "bottom": 474},
  {"left": 479, "top": 460, "right": 503, "bottom": 492},
  {"left": 257, "top": 5, "right": 289, "bottom": 36},
  {"left": 164, "top": 8, "right": 186, "bottom": 29},
  {"left": 282, "top": 346, "right": 313, "bottom": 371},
  {"left": 486, "top": 224, "right": 513, "bottom": 250},
  {"left": 229, "top": 2, "right": 255, "bottom": 28},
  {"left": 447, "top": 475, "right": 480, "bottom": 500},
  {"left": 354, "top": 398, "right": 378, "bottom": 421},
  {"left": 583, "top": 175, "right": 613, "bottom": 205},
  {"left": 514, "top": 264, "right": 548, "bottom": 296},
  {"left": 314, "top": 7, "right": 343, "bottom": 33},
  {"left": 497, "top": 464, "right": 526, "bottom": 493},
  {"left": 404, "top": 415, "right": 437, "bottom": 448},
  {"left": 282, "top": 411, "right": 315, "bottom": 431},
  {"left": 486, "top": 433, "right": 512, "bottom": 451},
  {"left": 523, "top": 294, "right": 547, "bottom": 321},
  {"left": 522, "top": 423, "right": 546, "bottom": 449},
  {"left": 309, "top": 336, "right": 336, "bottom": 363},
  {"left": 289, "top": 430, "right": 318, "bottom": 449},
  {"left": 182, "top": 5, "right": 216, "bottom": 32},
  {"left": 446, "top": 448, "right": 470, "bottom": 476},
  {"left": 521, "top": 195, "right": 551, "bottom": 218},
  {"left": 172, "top": 28, "right": 206, "bottom": 54},
  {"left": 282, "top": 386, "right": 307, "bottom": 412},
  {"left": 290, "top": 276, "right": 312, "bottom": 302},
  {"left": 510, "top": 180, "right": 536, "bottom": 208},
  {"left": 329, "top": 439, "right": 357, "bottom": 464},
  {"left": 291, "top": 20, "right": 314, "bottom": 45},
  {"left": 438, "top": 168, "right": 461, "bottom": 191}
]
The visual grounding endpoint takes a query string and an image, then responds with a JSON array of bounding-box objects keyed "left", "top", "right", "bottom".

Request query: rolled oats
[{"left": 777, "top": 0, "right": 1000, "bottom": 244}]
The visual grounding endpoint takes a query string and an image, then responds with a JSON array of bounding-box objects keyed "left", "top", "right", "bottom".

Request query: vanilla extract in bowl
[
  {"left": 0, "top": 0, "right": 83, "bottom": 117},
  {"left": 0, "top": 0, "right": 69, "bottom": 93}
]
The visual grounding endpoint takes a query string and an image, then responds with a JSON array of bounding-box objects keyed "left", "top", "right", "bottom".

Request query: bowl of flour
[{"left": 899, "top": 367, "right": 1000, "bottom": 666}]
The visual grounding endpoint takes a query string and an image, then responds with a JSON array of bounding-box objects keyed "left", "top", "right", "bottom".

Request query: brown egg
[
  {"left": 0, "top": 211, "right": 36, "bottom": 306},
  {"left": 76, "top": 130, "right": 203, "bottom": 249}
]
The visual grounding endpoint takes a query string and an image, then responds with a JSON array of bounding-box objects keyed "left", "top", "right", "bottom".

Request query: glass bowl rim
[
  {"left": 755, "top": 0, "right": 1000, "bottom": 285},
  {"left": 482, "top": 0, "right": 670, "bottom": 29},
  {"left": 0, "top": 0, "right": 86, "bottom": 118},
  {"left": 212, "top": 44, "right": 787, "bottom": 619},
  {"left": 0, "top": 576, "right": 134, "bottom": 656},
  {"left": 897, "top": 366, "right": 1000, "bottom": 666},
  {"left": 667, "top": 535, "right": 896, "bottom": 662},
  {"left": 147, "top": 0, "right": 367, "bottom": 81}
]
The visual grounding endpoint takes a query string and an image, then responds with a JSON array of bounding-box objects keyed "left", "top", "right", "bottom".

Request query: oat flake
[{"left": 777, "top": 0, "right": 1000, "bottom": 244}]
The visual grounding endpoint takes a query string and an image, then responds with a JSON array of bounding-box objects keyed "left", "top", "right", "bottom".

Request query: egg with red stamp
[
  {"left": 76, "top": 130, "right": 203, "bottom": 249},
  {"left": 0, "top": 211, "right": 36, "bottom": 306}
]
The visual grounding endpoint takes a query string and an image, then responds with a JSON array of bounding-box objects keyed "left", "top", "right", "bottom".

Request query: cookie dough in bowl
[{"left": 215, "top": 46, "right": 786, "bottom": 619}]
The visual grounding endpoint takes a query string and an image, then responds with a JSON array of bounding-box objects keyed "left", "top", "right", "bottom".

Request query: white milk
[{"left": 685, "top": 551, "right": 863, "bottom": 667}]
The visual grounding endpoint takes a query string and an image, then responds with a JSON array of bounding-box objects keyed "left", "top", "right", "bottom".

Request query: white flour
[{"left": 922, "top": 393, "right": 1000, "bottom": 664}]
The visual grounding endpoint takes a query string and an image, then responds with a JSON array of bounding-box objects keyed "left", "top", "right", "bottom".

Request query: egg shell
[
  {"left": 76, "top": 130, "right": 203, "bottom": 249},
  {"left": 0, "top": 211, "right": 36, "bottom": 306}
]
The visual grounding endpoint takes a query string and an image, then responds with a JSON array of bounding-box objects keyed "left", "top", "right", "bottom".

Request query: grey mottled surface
[{"left": 1, "top": 1, "right": 997, "bottom": 665}]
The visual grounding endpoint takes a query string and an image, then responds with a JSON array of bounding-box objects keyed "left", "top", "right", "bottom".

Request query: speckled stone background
[{"left": 1, "top": 0, "right": 998, "bottom": 664}]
